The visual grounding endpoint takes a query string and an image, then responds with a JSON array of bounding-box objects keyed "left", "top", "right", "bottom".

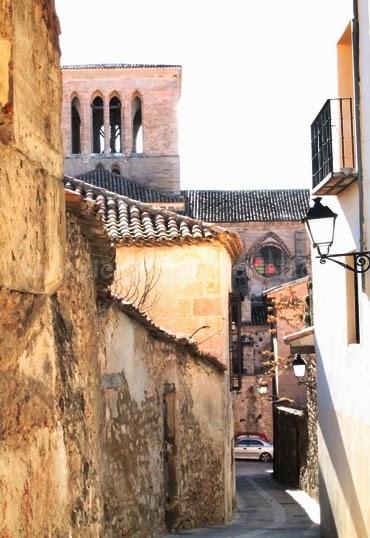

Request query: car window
[
  {"left": 235, "top": 440, "right": 249, "bottom": 447},
  {"left": 248, "top": 440, "right": 263, "bottom": 446}
]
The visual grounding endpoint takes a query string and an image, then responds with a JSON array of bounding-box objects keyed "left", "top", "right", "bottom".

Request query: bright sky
[{"left": 55, "top": 0, "right": 352, "bottom": 190}]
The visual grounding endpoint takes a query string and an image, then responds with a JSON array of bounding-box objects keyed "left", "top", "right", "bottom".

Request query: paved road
[{"left": 162, "top": 460, "right": 320, "bottom": 537}]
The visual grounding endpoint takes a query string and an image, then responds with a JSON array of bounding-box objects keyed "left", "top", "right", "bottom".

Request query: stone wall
[
  {"left": 64, "top": 154, "right": 180, "bottom": 194},
  {"left": 0, "top": 0, "right": 65, "bottom": 295},
  {"left": 0, "top": 212, "right": 231, "bottom": 537},
  {"left": 114, "top": 243, "right": 232, "bottom": 364},
  {"left": 232, "top": 325, "right": 273, "bottom": 440},
  {"left": 299, "top": 355, "right": 318, "bottom": 499},
  {"left": 99, "top": 304, "right": 228, "bottom": 535},
  {"left": 273, "top": 355, "right": 318, "bottom": 499},
  {"left": 233, "top": 377, "right": 273, "bottom": 441}
]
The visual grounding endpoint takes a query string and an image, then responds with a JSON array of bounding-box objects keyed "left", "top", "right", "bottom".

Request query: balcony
[{"left": 311, "top": 98, "right": 358, "bottom": 195}]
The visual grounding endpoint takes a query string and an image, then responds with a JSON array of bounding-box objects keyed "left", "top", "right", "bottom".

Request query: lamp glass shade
[
  {"left": 292, "top": 354, "right": 306, "bottom": 379},
  {"left": 258, "top": 384, "right": 268, "bottom": 395},
  {"left": 303, "top": 197, "right": 337, "bottom": 256}
]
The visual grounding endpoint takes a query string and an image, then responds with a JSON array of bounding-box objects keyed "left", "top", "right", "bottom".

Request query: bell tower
[{"left": 61, "top": 64, "right": 181, "bottom": 193}]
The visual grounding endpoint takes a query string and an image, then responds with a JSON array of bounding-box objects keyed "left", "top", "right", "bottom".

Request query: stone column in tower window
[{"left": 103, "top": 97, "right": 110, "bottom": 154}]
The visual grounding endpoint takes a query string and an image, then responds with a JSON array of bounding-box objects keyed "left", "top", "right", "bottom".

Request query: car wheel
[{"left": 260, "top": 452, "right": 272, "bottom": 462}]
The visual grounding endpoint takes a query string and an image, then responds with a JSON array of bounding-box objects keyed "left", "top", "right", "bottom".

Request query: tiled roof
[
  {"left": 63, "top": 176, "right": 242, "bottom": 260},
  {"left": 62, "top": 63, "right": 181, "bottom": 70},
  {"left": 182, "top": 189, "right": 310, "bottom": 223},
  {"left": 76, "top": 170, "right": 181, "bottom": 204}
]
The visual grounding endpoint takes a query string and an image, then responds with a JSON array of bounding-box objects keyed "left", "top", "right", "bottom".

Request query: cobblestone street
[{"left": 162, "top": 461, "right": 320, "bottom": 537}]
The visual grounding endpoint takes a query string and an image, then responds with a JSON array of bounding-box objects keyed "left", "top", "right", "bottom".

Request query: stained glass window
[{"left": 252, "top": 245, "right": 287, "bottom": 277}]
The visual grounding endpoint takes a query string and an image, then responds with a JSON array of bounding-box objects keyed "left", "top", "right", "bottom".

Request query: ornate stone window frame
[{"left": 247, "top": 233, "right": 292, "bottom": 281}]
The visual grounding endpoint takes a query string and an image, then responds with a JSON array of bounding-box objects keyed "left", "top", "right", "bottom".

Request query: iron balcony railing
[{"left": 311, "top": 98, "right": 355, "bottom": 189}]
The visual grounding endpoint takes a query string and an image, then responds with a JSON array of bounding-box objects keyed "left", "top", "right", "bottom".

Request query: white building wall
[{"left": 315, "top": 2, "right": 370, "bottom": 535}]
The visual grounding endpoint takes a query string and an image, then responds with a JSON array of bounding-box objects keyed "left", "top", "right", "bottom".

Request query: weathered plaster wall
[
  {"left": 99, "top": 306, "right": 229, "bottom": 535},
  {"left": 0, "top": 0, "right": 65, "bottom": 294}
]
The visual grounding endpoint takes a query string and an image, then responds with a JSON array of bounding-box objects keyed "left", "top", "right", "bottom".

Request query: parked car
[
  {"left": 234, "top": 438, "right": 273, "bottom": 462},
  {"left": 235, "top": 433, "right": 270, "bottom": 443}
]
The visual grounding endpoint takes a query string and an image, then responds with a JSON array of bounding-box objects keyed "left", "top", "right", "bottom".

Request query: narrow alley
[{"left": 162, "top": 461, "right": 320, "bottom": 538}]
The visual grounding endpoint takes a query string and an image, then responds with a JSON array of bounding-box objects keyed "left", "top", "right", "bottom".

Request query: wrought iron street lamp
[
  {"left": 292, "top": 354, "right": 316, "bottom": 389},
  {"left": 292, "top": 353, "right": 307, "bottom": 379},
  {"left": 256, "top": 382, "right": 292, "bottom": 404},
  {"left": 303, "top": 197, "right": 370, "bottom": 273},
  {"left": 257, "top": 382, "right": 268, "bottom": 396}
]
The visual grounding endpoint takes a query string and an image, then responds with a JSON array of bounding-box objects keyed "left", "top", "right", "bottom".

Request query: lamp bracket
[
  {"left": 317, "top": 251, "right": 370, "bottom": 274},
  {"left": 259, "top": 394, "right": 293, "bottom": 404}
]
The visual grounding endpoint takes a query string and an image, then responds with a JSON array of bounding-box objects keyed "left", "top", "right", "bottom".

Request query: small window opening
[
  {"left": 71, "top": 97, "right": 81, "bottom": 154},
  {"left": 109, "top": 96, "right": 122, "bottom": 153},
  {"left": 132, "top": 96, "right": 143, "bottom": 153},
  {"left": 92, "top": 96, "right": 104, "bottom": 154},
  {"left": 95, "top": 163, "right": 105, "bottom": 171},
  {"left": 250, "top": 296, "right": 268, "bottom": 325},
  {"left": 111, "top": 165, "right": 120, "bottom": 175}
]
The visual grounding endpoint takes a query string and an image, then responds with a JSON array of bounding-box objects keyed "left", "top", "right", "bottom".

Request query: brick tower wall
[{"left": 62, "top": 66, "right": 181, "bottom": 192}]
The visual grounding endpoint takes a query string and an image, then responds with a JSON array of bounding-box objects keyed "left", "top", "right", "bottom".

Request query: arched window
[
  {"left": 132, "top": 95, "right": 143, "bottom": 153},
  {"left": 92, "top": 96, "right": 104, "bottom": 153},
  {"left": 109, "top": 96, "right": 122, "bottom": 153},
  {"left": 71, "top": 96, "right": 81, "bottom": 154},
  {"left": 252, "top": 245, "right": 287, "bottom": 278},
  {"left": 95, "top": 163, "right": 105, "bottom": 171},
  {"left": 111, "top": 165, "right": 120, "bottom": 175}
]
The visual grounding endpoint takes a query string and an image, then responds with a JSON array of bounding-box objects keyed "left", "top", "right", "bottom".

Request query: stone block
[
  {"left": 0, "top": 151, "right": 65, "bottom": 294},
  {"left": 193, "top": 298, "right": 221, "bottom": 316}
]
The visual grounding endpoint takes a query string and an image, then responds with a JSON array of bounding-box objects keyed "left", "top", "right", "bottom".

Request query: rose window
[{"left": 252, "top": 245, "right": 287, "bottom": 277}]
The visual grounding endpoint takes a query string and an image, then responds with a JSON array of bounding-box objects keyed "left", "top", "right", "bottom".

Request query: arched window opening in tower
[
  {"left": 71, "top": 97, "right": 81, "bottom": 154},
  {"left": 132, "top": 96, "right": 143, "bottom": 153},
  {"left": 252, "top": 245, "right": 287, "bottom": 278},
  {"left": 111, "top": 165, "right": 120, "bottom": 175},
  {"left": 92, "top": 96, "right": 104, "bottom": 154},
  {"left": 109, "top": 96, "right": 122, "bottom": 153}
]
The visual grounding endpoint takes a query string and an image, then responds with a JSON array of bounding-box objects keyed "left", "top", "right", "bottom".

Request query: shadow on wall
[{"left": 317, "top": 346, "right": 368, "bottom": 538}]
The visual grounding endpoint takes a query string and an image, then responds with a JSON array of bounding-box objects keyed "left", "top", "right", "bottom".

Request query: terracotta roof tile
[
  {"left": 74, "top": 169, "right": 181, "bottom": 204},
  {"left": 62, "top": 63, "right": 181, "bottom": 70},
  {"left": 182, "top": 189, "right": 310, "bottom": 222},
  {"left": 63, "top": 176, "right": 242, "bottom": 261}
]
